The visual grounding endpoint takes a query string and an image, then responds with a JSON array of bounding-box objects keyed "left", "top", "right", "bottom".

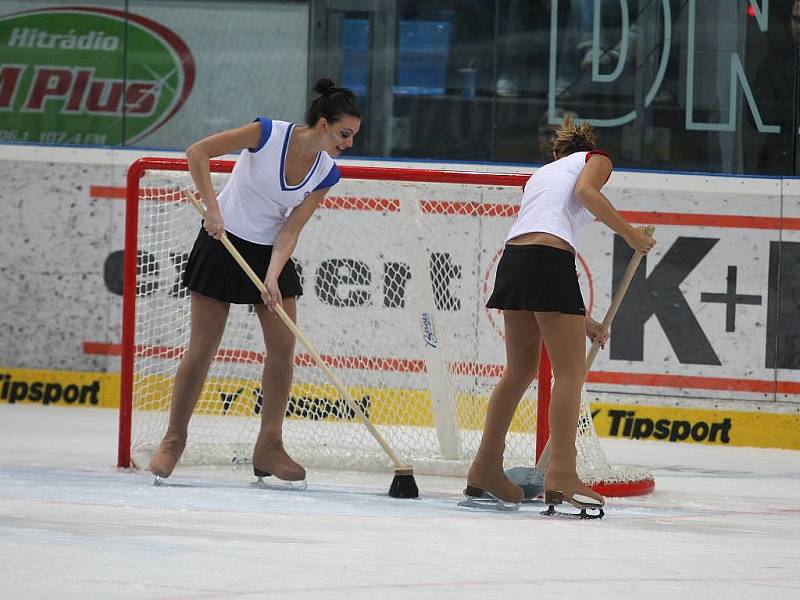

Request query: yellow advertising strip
[
  {"left": 0, "top": 367, "right": 119, "bottom": 408},
  {"left": 130, "top": 374, "right": 532, "bottom": 433},
  {"left": 590, "top": 402, "right": 800, "bottom": 450},
  {"left": 2, "top": 367, "right": 799, "bottom": 450}
]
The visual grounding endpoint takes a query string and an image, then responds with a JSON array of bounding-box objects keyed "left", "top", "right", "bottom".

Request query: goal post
[{"left": 119, "top": 156, "right": 654, "bottom": 496}]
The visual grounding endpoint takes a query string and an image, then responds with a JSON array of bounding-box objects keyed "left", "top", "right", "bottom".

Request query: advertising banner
[
  {"left": 0, "top": 6, "right": 194, "bottom": 145},
  {"left": 0, "top": 2, "right": 308, "bottom": 148}
]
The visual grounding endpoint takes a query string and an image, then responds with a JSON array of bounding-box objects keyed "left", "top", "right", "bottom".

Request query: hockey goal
[{"left": 119, "top": 156, "right": 654, "bottom": 496}]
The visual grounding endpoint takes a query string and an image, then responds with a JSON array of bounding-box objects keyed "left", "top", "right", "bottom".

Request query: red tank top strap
[
  {"left": 585, "top": 149, "right": 611, "bottom": 163},
  {"left": 585, "top": 150, "right": 612, "bottom": 184}
]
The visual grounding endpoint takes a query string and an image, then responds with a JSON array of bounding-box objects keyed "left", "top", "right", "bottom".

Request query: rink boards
[{"left": 1, "top": 145, "right": 800, "bottom": 451}]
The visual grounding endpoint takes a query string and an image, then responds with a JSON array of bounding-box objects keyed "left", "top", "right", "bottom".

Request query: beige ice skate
[
  {"left": 148, "top": 431, "right": 186, "bottom": 479},
  {"left": 463, "top": 457, "right": 524, "bottom": 507},
  {"left": 542, "top": 469, "right": 605, "bottom": 519},
  {"left": 252, "top": 436, "right": 306, "bottom": 482}
]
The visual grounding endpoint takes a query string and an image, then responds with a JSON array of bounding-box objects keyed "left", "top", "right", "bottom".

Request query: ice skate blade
[
  {"left": 540, "top": 505, "right": 604, "bottom": 520},
  {"left": 251, "top": 476, "right": 308, "bottom": 491},
  {"left": 457, "top": 495, "right": 520, "bottom": 512},
  {"left": 151, "top": 475, "right": 307, "bottom": 492}
]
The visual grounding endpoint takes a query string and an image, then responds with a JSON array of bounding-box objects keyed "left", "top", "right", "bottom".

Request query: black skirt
[
  {"left": 486, "top": 244, "right": 585, "bottom": 315},
  {"left": 182, "top": 227, "right": 303, "bottom": 304}
]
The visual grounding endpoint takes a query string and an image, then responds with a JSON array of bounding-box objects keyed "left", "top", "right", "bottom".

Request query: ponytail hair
[
  {"left": 552, "top": 114, "right": 598, "bottom": 158},
  {"left": 305, "top": 78, "right": 362, "bottom": 126}
]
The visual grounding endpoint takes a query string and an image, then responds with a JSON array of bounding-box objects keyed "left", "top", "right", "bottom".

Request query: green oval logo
[{"left": 0, "top": 6, "right": 195, "bottom": 145}]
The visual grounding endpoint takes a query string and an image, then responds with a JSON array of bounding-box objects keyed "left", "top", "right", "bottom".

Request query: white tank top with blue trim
[
  {"left": 505, "top": 150, "right": 607, "bottom": 249},
  {"left": 217, "top": 118, "right": 340, "bottom": 245}
]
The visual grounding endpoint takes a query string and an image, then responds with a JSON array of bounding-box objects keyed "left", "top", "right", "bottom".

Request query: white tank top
[
  {"left": 505, "top": 150, "right": 608, "bottom": 249},
  {"left": 217, "top": 118, "right": 339, "bottom": 244}
]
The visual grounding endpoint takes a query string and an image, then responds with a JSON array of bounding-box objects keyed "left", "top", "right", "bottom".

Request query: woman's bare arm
[
  {"left": 185, "top": 122, "right": 262, "bottom": 239},
  {"left": 575, "top": 155, "right": 654, "bottom": 253}
]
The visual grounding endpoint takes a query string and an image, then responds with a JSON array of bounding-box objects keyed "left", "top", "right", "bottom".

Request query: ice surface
[{"left": 1, "top": 404, "right": 798, "bottom": 599}]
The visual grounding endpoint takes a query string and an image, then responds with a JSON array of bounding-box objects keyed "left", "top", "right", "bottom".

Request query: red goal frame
[{"left": 119, "top": 157, "right": 653, "bottom": 497}]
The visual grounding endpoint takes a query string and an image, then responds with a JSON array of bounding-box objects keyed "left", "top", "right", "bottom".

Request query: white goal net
[{"left": 120, "top": 158, "right": 653, "bottom": 494}]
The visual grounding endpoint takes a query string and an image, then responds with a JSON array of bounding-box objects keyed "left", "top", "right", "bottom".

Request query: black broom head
[{"left": 389, "top": 467, "right": 419, "bottom": 499}]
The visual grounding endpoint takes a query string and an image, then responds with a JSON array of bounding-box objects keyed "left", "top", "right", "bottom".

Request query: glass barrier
[{"left": 0, "top": 0, "right": 796, "bottom": 175}]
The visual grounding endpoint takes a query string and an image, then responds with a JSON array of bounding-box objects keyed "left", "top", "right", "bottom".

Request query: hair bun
[{"left": 314, "top": 78, "right": 337, "bottom": 96}]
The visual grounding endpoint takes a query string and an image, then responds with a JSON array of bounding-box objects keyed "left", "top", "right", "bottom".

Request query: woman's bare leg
[
  {"left": 534, "top": 311, "right": 603, "bottom": 505},
  {"left": 251, "top": 298, "right": 305, "bottom": 481},
  {"left": 467, "top": 310, "right": 541, "bottom": 502},
  {"left": 149, "top": 292, "right": 230, "bottom": 477}
]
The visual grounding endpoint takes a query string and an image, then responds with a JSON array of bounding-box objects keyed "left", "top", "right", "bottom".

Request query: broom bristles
[{"left": 389, "top": 467, "right": 419, "bottom": 498}]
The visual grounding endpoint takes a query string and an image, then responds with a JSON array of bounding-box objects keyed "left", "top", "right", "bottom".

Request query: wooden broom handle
[
  {"left": 183, "top": 190, "right": 409, "bottom": 470},
  {"left": 585, "top": 225, "right": 656, "bottom": 371}
]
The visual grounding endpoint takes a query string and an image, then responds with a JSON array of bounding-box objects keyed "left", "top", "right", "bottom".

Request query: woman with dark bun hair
[
  {"left": 149, "top": 79, "right": 362, "bottom": 484},
  {"left": 465, "top": 115, "right": 655, "bottom": 512}
]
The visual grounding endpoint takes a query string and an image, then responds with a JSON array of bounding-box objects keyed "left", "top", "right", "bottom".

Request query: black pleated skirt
[
  {"left": 486, "top": 244, "right": 585, "bottom": 315},
  {"left": 182, "top": 227, "right": 303, "bottom": 304}
]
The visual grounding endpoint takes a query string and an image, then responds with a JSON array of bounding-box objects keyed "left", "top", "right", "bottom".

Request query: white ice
[{"left": 1, "top": 404, "right": 798, "bottom": 600}]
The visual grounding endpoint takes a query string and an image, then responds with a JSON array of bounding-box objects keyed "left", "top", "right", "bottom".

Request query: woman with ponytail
[
  {"left": 148, "top": 79, "right": 362, "bottom": 484},
  {"left": 465, "top": 115, "right": 655, "bottom": 511}
]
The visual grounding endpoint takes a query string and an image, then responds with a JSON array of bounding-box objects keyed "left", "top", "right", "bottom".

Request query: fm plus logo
[{"left": 0, "top": 7, "right": 194, "bottom": 145}]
